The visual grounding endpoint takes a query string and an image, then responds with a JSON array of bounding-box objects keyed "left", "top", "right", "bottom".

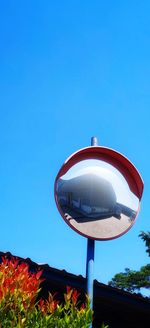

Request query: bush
[
  {"left": 0, "top": 256, "right": 108, "bottom": 328},
  {"left": 0, "top": 256, "right": 92, "bottom": 327}
]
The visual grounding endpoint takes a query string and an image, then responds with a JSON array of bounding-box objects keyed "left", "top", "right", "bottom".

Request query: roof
[{"left": 0, "top": 251, "right": 150, "bottom": 328}]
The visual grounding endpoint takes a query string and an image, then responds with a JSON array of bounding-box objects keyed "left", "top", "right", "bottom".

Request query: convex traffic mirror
[{"left": 54, "top": 146, "right": 143, "bottom": 240}]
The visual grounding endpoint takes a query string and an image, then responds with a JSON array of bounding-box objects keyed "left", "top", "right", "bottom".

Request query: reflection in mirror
[{"left": 56, "top": 159, "right": 139, "bottom": 239}]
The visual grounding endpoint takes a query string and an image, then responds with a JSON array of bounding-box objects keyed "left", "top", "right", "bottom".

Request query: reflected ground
[{"left": 64, "top": 211, "right": 132, "bottom": 240}]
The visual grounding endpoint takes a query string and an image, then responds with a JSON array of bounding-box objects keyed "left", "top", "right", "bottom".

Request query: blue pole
[
  {"left": 86, "top": 238, "right": 95, "bottom": 309},
  {"left": 86, "top": 136, "right": 98, "bottom": 327}
]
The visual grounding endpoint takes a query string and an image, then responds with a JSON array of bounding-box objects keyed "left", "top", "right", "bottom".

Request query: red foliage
[
  {"left": 0, "top": 256, "right": 44, "bottom": 310},
  {"left": 38, "top": 293, "right": 59, "bottom": 314},
  {"left": 0, "top": 256, "right": 86, "bottom": 317}
]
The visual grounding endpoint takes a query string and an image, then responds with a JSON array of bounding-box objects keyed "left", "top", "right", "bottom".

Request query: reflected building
[{"left": 56, "top": 173, "right": 137, "bottom": 222}]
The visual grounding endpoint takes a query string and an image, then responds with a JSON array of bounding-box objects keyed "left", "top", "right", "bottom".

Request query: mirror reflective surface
[{"left": 55, "top": 159, "right": 140, "bottom": 240}]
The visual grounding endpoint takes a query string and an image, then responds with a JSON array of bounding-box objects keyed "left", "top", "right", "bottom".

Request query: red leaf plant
[
  {"left": 0, "top": 256, "right": 95, "bottom": 328},
  {"left": 0, "top": 256, "right": 44, "bottom": 312}
]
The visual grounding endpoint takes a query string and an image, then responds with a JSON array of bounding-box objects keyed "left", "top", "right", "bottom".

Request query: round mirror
[{"left": 54, "top": 147, "right": 143, "bottom": 240}]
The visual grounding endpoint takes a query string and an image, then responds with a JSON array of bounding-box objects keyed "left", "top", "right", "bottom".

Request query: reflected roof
[{"left": 58, "top": 173, "right": 116, "bottom": 207}]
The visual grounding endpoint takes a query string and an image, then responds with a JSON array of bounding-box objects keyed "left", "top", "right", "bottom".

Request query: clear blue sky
[{"left": 0, "top": 1, "right": 150, "bottom": 288}]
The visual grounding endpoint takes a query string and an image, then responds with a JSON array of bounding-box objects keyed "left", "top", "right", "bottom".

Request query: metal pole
[
  {"left": 86, "top": 136, "right": 98, "bottom": 326},
  {"left": 86, "top": 238, "right": 95, "bottom": 308}
]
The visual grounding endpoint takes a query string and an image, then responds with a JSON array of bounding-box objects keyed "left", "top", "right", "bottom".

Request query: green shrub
[{"left": 0, "top": 256, "right": 108, "bottom": 328}]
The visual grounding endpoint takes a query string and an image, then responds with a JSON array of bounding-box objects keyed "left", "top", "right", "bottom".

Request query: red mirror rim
[
  {"left": 55, "top": 146, "right": 144, "bottom": 200},
  {"left": 54, "top": 146, "right": 144, "bottom": 240}
]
